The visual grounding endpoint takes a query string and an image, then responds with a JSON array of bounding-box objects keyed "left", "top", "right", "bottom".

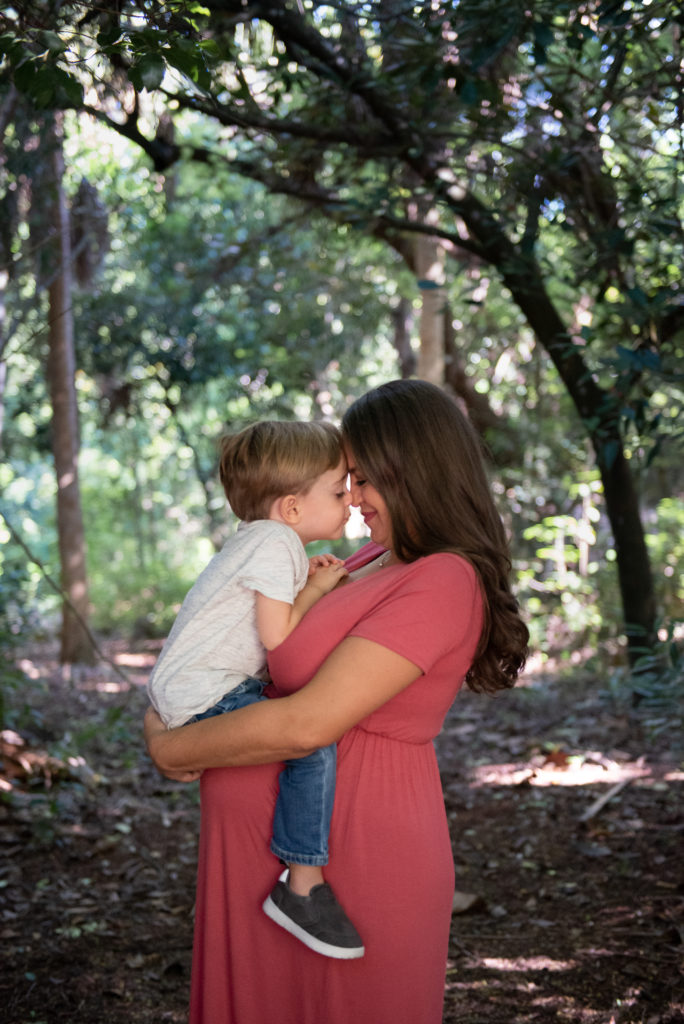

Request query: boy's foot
[{"left": 263, "top": 870, "right": 365, "bottom": 959}]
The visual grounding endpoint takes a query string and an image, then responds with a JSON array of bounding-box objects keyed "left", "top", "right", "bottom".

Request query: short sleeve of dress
[{"left": 348, "top": 554, "right": 482, "bottom": 674}]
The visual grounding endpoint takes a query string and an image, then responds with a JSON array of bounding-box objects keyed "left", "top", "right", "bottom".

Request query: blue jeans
[{"left": 191, "top": 677, "right": 336, "bottom": 866}]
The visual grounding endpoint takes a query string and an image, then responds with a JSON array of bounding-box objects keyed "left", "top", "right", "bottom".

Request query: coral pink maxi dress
[{"left": 189, "top": 544, "right": 482, "bottom": 1024}]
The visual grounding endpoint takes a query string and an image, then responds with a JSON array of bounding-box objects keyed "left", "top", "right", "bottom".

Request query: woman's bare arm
[{"left": 144, "top": 636, "right": 422, "bottom": 775}]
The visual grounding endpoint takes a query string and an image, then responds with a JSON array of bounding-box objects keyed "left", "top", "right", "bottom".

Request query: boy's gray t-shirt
[{"left": 148, "top": 520, "right": 309, "bottom": 728}]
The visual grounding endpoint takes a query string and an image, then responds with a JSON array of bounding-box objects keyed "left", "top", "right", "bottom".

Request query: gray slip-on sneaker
[{"left": 263, "top": 870, "right": 365, "bottom": 959}]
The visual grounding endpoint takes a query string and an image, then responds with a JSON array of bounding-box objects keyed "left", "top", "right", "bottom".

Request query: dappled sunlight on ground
[
  {"left": 471, "top": 756, "right": 684, "bottom": 788},
  {"left": 477, "top": 955, "right": 577, "bottom": 971},
  {"left": 2, "top": 641, "right": 683, "bottom": 1023}
]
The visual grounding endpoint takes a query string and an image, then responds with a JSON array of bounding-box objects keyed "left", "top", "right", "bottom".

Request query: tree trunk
[
  {"left": 426, "top": 187, "right": 658, "bottom": 661},
  {"left": 0, "top": 86, "right": 17, "bottom": 453},
  {"left": 496, "top": 254, "right": 657, "bottom": 660},
  {"left": 44, "top": 114, "right": 95, "bottom": 665},
  {"left": 390, "top": 297, "right": 416, "bottom": 379},
  {"left": 0, "top": 301, "right": 6, "bottom": 450},
  {"left": 443, "top": 307, "right": 502, "bottom": 441},
  {"left": 414, "top": 230, "right": 446, "bottom": 385},
  {"left": 597, "top": 442, "right": 657, "bottom": 655}
]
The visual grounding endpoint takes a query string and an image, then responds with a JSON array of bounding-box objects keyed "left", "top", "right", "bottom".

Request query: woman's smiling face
[{"left": 345, "top": 447, "right": 393, "bottom": 552}]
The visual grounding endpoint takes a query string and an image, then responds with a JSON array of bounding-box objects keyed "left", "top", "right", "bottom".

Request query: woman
[{"left": 145, "top": 379, "right": 529, "bottom": 1024}]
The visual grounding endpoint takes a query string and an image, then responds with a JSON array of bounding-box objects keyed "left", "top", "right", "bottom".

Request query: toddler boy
[{"left": 148, "top": 420, "right": 364, "bottom": 959}]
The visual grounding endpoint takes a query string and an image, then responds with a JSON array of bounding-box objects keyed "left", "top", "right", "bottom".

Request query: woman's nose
[{"left": 348, "top": 481, "right": 361, "bottom": 506}]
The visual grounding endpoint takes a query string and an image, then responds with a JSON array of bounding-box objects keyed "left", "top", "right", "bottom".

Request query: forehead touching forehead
[
  {"left": 313, "top": 455, "right": 348, "bottom": 485},
  {"left": 332, "top": 457, "right": 350, "bottom": 483},
  {"left": 342, "top": 442, "right": 359, "bottom": 475}
]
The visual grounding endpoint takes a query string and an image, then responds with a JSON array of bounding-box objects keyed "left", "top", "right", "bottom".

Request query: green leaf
[
  {"left": 615, "top": 345, "right": 661, "bottom": 372},
  {"left": 166, "top": 42, "right": 211, "bottom": 90},
  {"left": 533, "top": 22, "right": 554, "bottom": 48},
  {"left": 130, "top": 54, "right": 166, "bottom": 92},
  {"left": 39, "top": 30, "right": 67, "bottom": 54},
  {"left": 532, "top": 21, "right": 554, "bottom": 64},
  {"left": 0, "top": 32, "right": 22, "bottom": 59},
  {"left": 12, "top": 60, "right": 83, "bottom": 109},
  {"left": 97, "top": 25, "right": 124, "bottom": 49},
  {"left": 459, "top": 78, "right": 481, "bottom": 106}
]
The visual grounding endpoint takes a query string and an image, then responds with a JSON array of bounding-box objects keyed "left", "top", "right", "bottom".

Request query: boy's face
[{"left": 295, "top": 458, "right": 351, "bottom": 544}]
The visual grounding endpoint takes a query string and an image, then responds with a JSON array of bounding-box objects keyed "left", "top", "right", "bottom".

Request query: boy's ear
[{"left": 271, "top": 494, "right": 300, "bottom": 523}]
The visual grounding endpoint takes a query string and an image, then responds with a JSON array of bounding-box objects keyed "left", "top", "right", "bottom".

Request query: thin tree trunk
[
  {"left": 0, "top": 86, "right": 17, "bottom": 452},
  {"left": 597, "top": 441, "right": 657, "bottom": 657},
  {"left": 0, "top": 288, "right": 6, "bottom": 449},
  {"left": 414, "top": 230, "right": 446, "bottom": 385},
  {"left": 45, "top": 114, "right": 94, "bottom": 665},
  {"left": 443, "top": 307, "right": 502, "bottom": 441},
  {"left": 0, "top": 357, "right": 6, "bottom": 451},
  {"left": 390, "top": 297, "right": 416, "bottom": 379}
]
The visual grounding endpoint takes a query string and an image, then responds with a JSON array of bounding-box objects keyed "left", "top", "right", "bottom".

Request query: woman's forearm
[
  {"left": 144, "top": 637, "right": 422, "bottom": 775},
  {"left": 144, "top": 700, "right": 315, "bottom": 774}
]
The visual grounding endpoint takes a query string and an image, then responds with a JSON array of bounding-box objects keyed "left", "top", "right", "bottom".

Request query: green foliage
[
  {"left": 0, "top": 464, "right": 61, "bottom": 731},
  {"left": 0, "top": 27, "right": 82, "bottom": 108},
  {"left": 601, "top": 620, "right": 684, "bottom": 740},
  {"left": 646, "top": 498, "right": 684, "bottom": 620},
  {"left": 1, "top": 0, "right": 683, "bottom": 672},
  {"left": 1, "top": 113, "right": 404, "bottom": 640},
  {"left": 80, "top": 425, "right": 216, "bottom": 634}
]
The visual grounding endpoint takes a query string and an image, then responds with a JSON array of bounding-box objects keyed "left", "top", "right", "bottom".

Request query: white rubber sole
[{"left": 262, "top": 876, "right": 365, "bottom": 960}]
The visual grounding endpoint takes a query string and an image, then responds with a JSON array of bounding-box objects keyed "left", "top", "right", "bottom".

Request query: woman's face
[{"left": 345, "top": 447, "right": 393, "bottom": 551}]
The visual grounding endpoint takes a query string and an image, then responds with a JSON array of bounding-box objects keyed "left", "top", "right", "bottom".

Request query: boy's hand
[
  {"left": 308, "top": 553, "right": 345, "bottom": 575},
  {"left": 307, "top": 561, "right": 348, "bottom": 594}
]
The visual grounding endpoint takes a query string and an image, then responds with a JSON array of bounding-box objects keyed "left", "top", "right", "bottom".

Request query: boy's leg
[
  {"left": 195, "top": 683, "right": 363, "bottom": 958},
  {"left": 263, "top": 744, "right": 365, "bottom": 959},
  {"left": 270, "top": 743, "right": 336, "bottom": 869},
  {"left": 193, "top": 682, "right": 335, "bottom": 875}
]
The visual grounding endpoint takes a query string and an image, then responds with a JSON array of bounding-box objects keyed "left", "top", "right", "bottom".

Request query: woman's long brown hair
[{"left": 342, "top": 379, "right": 529, "bottom": 693}]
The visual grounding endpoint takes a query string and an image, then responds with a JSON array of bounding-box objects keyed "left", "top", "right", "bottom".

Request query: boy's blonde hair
[{"left": 218, "top": 420, "right": 344, "bottom": 521}]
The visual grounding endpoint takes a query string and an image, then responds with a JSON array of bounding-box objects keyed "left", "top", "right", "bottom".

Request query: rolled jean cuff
[{"left": 269, "top": 841, "right": 328, "bottom": 867}]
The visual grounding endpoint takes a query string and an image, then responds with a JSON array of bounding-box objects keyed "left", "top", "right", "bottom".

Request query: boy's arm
[{"left": 255, "top": 563, "right": 347, "bottom": 651}]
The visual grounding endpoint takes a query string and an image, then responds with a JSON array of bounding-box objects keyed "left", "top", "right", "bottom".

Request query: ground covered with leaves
[{"left": 1, "top": 641, "right": 682, "bottom": 1024}]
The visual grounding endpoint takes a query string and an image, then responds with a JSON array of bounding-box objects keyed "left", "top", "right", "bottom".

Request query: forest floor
[{"left": 0, "top": 640, "right": 683, "bottom": 1024}]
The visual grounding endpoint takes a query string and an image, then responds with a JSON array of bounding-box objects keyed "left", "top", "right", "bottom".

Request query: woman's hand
[
  {"left": 144, "top": 706, "right": 203, "bottom": 782},
  {"left": 160, "top": 766, "right": 203, "bottom": 783}
]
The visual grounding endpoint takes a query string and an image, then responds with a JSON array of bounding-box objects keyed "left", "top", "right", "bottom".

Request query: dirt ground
[{"left": 1, "top": 641, "right": 682, "bottom": 1024}]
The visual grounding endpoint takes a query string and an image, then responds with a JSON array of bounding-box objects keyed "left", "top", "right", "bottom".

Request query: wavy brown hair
[{"left": 342, "top": 379, "right": 528, "bottom": 693}]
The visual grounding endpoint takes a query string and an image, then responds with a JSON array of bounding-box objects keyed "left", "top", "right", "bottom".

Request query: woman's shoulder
[
  {"left": 391, "top": 552, "right": 480, "bottom": 613},
  {"left": 364, "top": 552, "right": 479, "bottom": 614},
  {"left": 405, "top": 550, "right": 478, "bottom": 586},
  {"left": 348, "top": 552, "right": 482, "bottom": 662}
]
